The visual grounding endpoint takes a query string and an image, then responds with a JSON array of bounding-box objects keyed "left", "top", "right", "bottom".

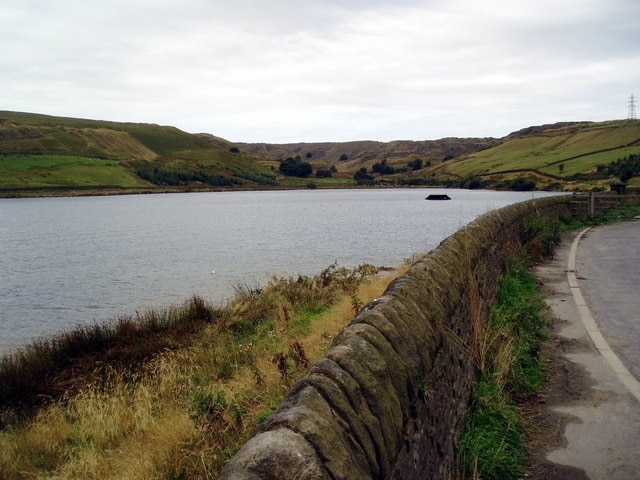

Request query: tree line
[
  {"left": 134, "top": 161, "right": 239, "bottom": 187},
  {"left": 597, "top": 153, "right": 640, "bottom": 182}
]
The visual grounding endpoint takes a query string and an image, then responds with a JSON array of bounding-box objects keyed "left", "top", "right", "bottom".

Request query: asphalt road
[
  {"left": 575, "top": 221, "right": 640, "bottom": 381},
  {"left": 535, "top": 221, "right": 640, "bottom": 479}
]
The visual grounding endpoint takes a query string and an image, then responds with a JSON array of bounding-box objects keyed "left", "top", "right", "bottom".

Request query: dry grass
[{"left": 0, "top": 262, "right": 407, "bottom": 479}]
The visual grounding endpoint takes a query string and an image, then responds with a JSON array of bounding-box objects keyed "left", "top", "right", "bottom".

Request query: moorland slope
[
  {"left": 246, "top": 120, "right": 640, "bottom": 191},
  {"left": 439, "top": 120, "right": 640, "bottom": 191},
  {"left": 0, "top": 111, "right": 276, "bottom": 195},
  {"left": 1, "top": 110, "right": 639, "bottom": 195}
]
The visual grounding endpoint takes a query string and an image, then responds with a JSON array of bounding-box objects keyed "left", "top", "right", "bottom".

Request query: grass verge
[
  {"left": 458, "top": 260, "right": 550, "bottom": 480},
  {"left": 561, "top": 200, "right": 640, "bottom": 230}
]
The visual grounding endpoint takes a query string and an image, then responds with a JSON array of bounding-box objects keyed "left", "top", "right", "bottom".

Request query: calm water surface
[{"left": 0, "top": 189, "right": 555, "bottom": 353}]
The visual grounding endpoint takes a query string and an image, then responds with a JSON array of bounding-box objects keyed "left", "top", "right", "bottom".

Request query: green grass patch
[
  {"left": 459, "top": 260, "right": 550, "bottom": 479},
  {"left": 0, "top": 154, "right": 150, "bottom": 188},
  {"left": 459, "top": 377, "right": 527, "bottom": 480},
  {"left": 446, "top": 121, "right": 640, "bottom": 178},
  {"left": 559, "top": 201, "right": 640, "bottom": 231},
  {"left": 520, "top": 212, "right": 561, "bottom": 259},
  {"left": 121, "top": 125, "right": 211, "bottom": 156},
  {"left": 539, "top": 146, "right": 640, "bottom": 177},
  {"left": 589, "top": 201, "right": 640, "bottom": 224}
]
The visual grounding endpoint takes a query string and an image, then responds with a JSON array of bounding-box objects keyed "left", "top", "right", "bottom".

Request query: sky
[{"left": 2, "top": 0, "right": 639, "bottom": 143}]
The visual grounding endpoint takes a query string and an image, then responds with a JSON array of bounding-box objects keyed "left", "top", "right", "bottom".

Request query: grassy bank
[
  {"left": 458, "top": 260, "right": 550, "bottom": 479},
  {"left": 563, "top": 197, "right": 640, "bottom": 229},
  {"left": 456, "top": 209, "right": 562, "bottom": 479},
  {"left": 0, "top": 262, "right": 406, "bottom": 479}
]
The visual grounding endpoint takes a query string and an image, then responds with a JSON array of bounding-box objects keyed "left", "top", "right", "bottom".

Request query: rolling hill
[
  {"left": 0, "top": 111, "right": 277, "bottom": 194},
  {"left": 1, "top": 110, "right": 639, "bottom": 195},
  {"left": 239, "top": 137, "right": 496, "bottom": 174},
  {"left": 439, "top": 120, "right": 640, "bottom": 190},
  {"left": 240, "top": 120, "right": 640, "bottom": 191}
]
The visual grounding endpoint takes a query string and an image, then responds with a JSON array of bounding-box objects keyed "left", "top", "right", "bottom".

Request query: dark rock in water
[{"left": 425, "top": 194, "right": 451, "bottom": 200}]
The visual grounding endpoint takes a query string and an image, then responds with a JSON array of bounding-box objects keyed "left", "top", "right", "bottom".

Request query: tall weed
[
  {"left": 520, "top": 213, "right": 561, "bottom": 259},
  {"left": 0, "top": 295, "right": 220, "bottom": 410}
]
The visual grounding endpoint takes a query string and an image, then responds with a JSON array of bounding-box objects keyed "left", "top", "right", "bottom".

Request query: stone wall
[{"left": 221, "top": 195, "right": 571, "bottom": 480}]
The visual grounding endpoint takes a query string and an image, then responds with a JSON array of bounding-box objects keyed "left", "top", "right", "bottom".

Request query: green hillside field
[
  {"left": 0, "top": 111, "right": 279, "bottom": 194},
  {"left": 0, "top": 154, "right": 151, "bottom": 189},
  {"left": 443, "top": 120, "right": 640, "bottom": 189}
]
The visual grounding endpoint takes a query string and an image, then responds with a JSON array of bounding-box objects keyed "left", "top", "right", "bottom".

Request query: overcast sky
[{"left": 2, "top": 0, "right": 638, "bottom": 143}]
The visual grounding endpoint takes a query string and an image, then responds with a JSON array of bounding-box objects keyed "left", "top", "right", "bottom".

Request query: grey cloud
[{"left": 2, "top": 0, "right": 639, "bottom": 142}]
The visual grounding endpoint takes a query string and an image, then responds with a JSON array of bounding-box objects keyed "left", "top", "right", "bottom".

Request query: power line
[{"left": 628, "top": 94, "right": 637, "bottom": 120}]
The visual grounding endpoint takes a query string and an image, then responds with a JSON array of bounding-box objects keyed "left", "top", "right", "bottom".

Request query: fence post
[{"left": 588, "top": 192, "right": 595, "bottom": 220}]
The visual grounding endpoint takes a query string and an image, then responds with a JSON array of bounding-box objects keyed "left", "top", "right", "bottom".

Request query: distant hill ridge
[
  {"left": 238, "top": 137, "right": 497, "bottom": 169},
  {"left": 504, "top": 121, "right": 594, "bottom": 138},
  {"left": 1, "top": 110, "right": 639, "bottom": 194}
]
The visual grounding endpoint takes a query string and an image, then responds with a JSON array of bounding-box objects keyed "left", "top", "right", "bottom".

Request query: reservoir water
[{"left": 0, "top": 188, "right": 556, "bottom": 353}]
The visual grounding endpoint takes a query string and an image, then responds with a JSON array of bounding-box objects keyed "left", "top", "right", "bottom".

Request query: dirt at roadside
[
  {"left": 519, "top": 243, "right": 592, "bottom": 479},
  {"left": 521, "top": 316, "right": 591, "bottom": 479}
]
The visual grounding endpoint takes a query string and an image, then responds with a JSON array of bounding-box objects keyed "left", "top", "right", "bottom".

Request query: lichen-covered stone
[
  {"left": 258, "top": 385, "right": 373, "bottom": 479},
  {"left": 333, "top": 323, "right": 412, "bottom": 422},
  {"left": 326, "top": 336, "right": 404, "bottom": 458},
  {"left": 290, "top": 372, "right": 381, "bottom": 476},
  {"left": 219, "top": 429, "right": 330, "bottom": 480},
  {"left": 310, "top": 357, "right": 389, "bottom": 475}
]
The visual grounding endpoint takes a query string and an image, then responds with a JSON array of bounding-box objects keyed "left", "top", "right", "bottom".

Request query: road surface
[{"left": 531, "top": 221, "right": 640, "bottom": 479}]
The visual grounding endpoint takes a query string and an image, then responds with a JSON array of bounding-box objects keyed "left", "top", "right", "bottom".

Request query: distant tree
[
  {"left": 279, "top": 157, "right": 312, "bottom": 177},
  {"left": 462, "top": 176, "right": 485, "bottom": 189},
  {"left": 315, "top": 169, "right": 332, "bottom": 178},
  {"left": 599, "top": 153, "right": 640, "bottom": 182},
  {"left": 305, "top": 152, "right": 313, "bottom": 158},
  {"left": 372, "top": 159, "right": 395, "bottom": 175},
  {"left": 408, "top": 159, "right": 423, "bottom": 171},
  {"left": 229, "top": 146, "right": 240, "bottom": 153},
  {"left": 558, "top": 163, "right": 565, "bottom": 173},
  {"left": 339, "top": 153, "right": 349, "bottom": 161},
  {"left": 510, "top": 177, "right": 536, "bottom": 191},
  {"left": 354, "top": 167, "right": 374, "bottom": 185},
  {"left": 354, "top": 167, "right": 367, "bottom": 179}
]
